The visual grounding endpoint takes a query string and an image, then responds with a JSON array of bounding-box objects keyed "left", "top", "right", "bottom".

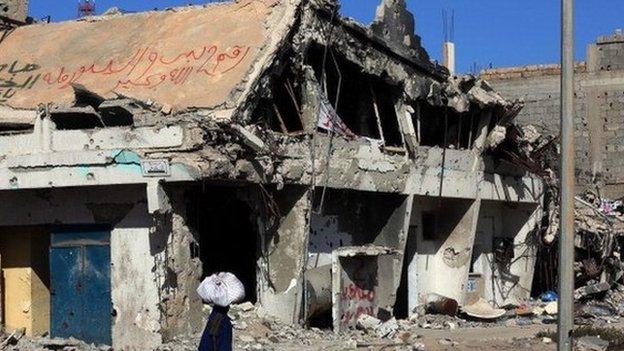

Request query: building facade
[{"left": 0, "top": 0, "right": 543, "bottom": 348}]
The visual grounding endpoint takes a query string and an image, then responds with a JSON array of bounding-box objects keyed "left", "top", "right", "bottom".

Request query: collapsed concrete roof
[{"left": 0, "top": 0, "right": 296, "bottom": 117}]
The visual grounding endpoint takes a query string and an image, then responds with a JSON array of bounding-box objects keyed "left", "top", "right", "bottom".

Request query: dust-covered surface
[
  {"left": 4, "top": 301, "right": 624, "bottom": 350},
  {"left": 0, "top": 0, "right": 290, "bottom": 111}
]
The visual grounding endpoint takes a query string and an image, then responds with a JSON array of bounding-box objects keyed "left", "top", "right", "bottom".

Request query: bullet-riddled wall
[
  {"left": 405, "top": 196, "right": 481, "bottom": 310},
  {"left": 0, "top": 186, "right": 161, "bottom": 350}
]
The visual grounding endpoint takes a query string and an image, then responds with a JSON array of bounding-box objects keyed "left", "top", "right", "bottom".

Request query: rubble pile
[
  {"left": 490, "top": 121, "right": 624, "bottom": 324},
  {"left": 156, "top": 303, "right": 359, "bottom": 351},
  {"left": 0, "top": 330, "right": 112, "bottom": 351}
]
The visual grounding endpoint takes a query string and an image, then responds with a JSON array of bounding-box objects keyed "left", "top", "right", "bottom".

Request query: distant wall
[
  {"left": 482, "top": 30, "right": 624, "bottom": 197},
  {"left": 0, "top": 0, "right": 29, "bottom": 22}
]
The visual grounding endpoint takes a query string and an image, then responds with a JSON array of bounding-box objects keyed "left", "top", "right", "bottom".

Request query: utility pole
[{"left": 558, "top": 0, "right": 575, "bottom": 349}]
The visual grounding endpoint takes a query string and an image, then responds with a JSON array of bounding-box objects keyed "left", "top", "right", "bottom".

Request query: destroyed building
[
  {"left": 0, "top": 0, "right": 544, "bottom": 348},
  {"left": 483, "top": 30, "right": 624, "bottom": 317},
  {"left": 482, "top": 30, "right": 624, "bottom": 198}
]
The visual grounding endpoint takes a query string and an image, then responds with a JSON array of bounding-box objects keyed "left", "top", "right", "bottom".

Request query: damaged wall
[
  {"left": 331, "top": 246, "right": 401, "bottom": 331},
  {"left": 308, "top": 190, "right": 409, "bottom": 268},
  {"left": 158, "top": 185, "right": 204, "bottom": 340},
  {"left": 0, "top": 186, "right": 163, "bottom": 349},
  {"left": 405, "top": 196, "right": 481, "bottom": 310},
  {"left": 472, "top": 201, "right": 542, "bottom": 306},
  {"left": 0, "top": 0, "right": 28, "bottom": 22},
  {"left": 483, "top": 30, "right": 624, "bottom": 197},
  {"left": 257, "top": 186, "right": 312, "bottom": 325}
]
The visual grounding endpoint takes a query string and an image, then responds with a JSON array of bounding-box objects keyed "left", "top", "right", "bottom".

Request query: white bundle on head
[{"left": 197, "top": 272, "right": 246, "bottom": 307}]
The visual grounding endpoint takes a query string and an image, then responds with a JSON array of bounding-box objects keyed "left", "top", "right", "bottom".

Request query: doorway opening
[{"left": 187, "top": 186, "right": 258, "bottom": 303}]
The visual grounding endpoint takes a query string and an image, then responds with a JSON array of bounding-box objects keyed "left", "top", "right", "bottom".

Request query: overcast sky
[{"left": 27, "top": 0, "right": 624, "bottom": 73}]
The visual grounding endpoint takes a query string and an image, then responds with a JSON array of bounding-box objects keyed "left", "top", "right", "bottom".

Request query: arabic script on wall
[
  {"left": 0, "top": 61, "right": 41, "bottom": 104},
  {"left": 0, "top": 43, "right": 252, "bottom": 104}
]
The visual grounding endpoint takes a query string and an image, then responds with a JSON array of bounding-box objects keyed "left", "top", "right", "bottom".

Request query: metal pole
[{"left": 558, "top": 0, "right": 575, "bottom": 349}]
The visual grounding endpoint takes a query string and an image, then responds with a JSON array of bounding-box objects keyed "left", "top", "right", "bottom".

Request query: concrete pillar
[
  {"left": 407, "top": 197, "right": 481, "bottom": 312},
  {"left": 160, "top": 186, "right": 204, "bottom": 341},
  {"left": 497, "top": 204, "right": 542, "bottom": 305},
  {"left": 472, "top": 110, "right": 492, "bottom": 153},
  {"left": 443, "top": 42, "right": 456, "bottom": 75},
  {"left": 258, "top": 186, "right": 312, "bottom": 325}
]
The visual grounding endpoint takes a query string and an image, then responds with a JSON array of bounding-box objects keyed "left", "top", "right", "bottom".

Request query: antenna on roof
[{"left": 78, "top": 0, "right": 96, "bottom": 18}]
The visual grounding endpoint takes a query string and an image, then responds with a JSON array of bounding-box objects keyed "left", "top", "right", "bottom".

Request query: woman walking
[{"left": 197, "top": 272, "right": 245, "bottom": 351}]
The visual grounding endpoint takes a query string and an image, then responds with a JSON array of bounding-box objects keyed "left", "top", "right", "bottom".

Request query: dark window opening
[
  {"left": 187, "top": 186, "right": 258, "bottom": 303},
  {"left": 51, "top": 111, "right": 104, "bottom": 130},
  {"left": 416, "top": 102, "right": 478, "bottom": 149},
  {"left": 98, "top": 104, "right": 135, "bottom": 128},
  {"left": 372, "top": 82, "right": 403, "bottom": 147},
  {"left": 50, "top": 86, "right": 138, "bottom": 130},
  {"left": 51, "top": 101, "right": 135, "bottom": 130},
  {"left": 422, "top": 212, "right": 437, "bottom": 241},
  {"left": 52, "top": 111, "right": 134, "bottom": 130},
  {"left": 0, "top": 123, "right": 33, "bottom": 133},
  {"left": 253, "top": 58, "right": 304, "bottom": 135},
  {"left": 306, "top": 44, "right": 403, "bottom": 147},
  {"left": 270, "top": 70, "right": 304, "bottom": 134}
]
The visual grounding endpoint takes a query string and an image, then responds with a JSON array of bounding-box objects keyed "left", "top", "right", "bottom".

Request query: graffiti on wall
[
  {"left": 42, "top": 44, "right": 252, "bottom": 91},
  {"left": 0, "top": 44, "right": 252, "bottom": 105},
  {"left": 0, "top": 60, "right": 41, "bottom": 103},
  {"left": 340, "top": 283, "right": 376, "bottom": 326},
  {"left": 339, "top": 258, "right": 378, "bottom": 327}
]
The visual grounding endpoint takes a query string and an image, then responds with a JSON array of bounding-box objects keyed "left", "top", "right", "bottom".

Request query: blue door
[{"left": 50, "top": 229, "right": 111, "bottom": 345}]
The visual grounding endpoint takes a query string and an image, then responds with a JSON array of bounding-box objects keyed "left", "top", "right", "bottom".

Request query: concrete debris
[
  {"left": 461, "top": 298, "right": 506, "bottom": 320},
  {"left": 370, "top": 0, "right": 429, "bottom": 62},
  {"left": 356, "top": 314, "right": 382, "bottom": 330},
  {"left": 544, "top": 301, "right": 558, "bottom": 316},
  {"left": 101, "top": 7, "right": 123, "bottom": 16},
  {"left": 437, "top": 338, "right": 458, "bottom": 347},
  {"left": 375, "top": 317, "right": 399, "bottom": 339},
  {"left": 576, "top": 282, "right": 612, "bottom": 300},
  {"left": 532, "top": 306, "right": 545, "bottom": 316},
  {"left": 0, "top": 328, "right": 24, "bottom": 350},
  {"left": 236, "top": 301, "right": 256, "bottom": 312},
  {"left": 541, "top": 337, "right": 552, "bottom": 344},
  {"left": 161, "top": 103, "right": 173, "bottom": 115},
  {"left": 576, "top": 336, "right": 610, "bottom": 351},
  {"left": 522, "top": 125, "right": 541, "bottom": 144},
  {"left": 2, "top": 334, "right": 112, "bottom": 351},
  {"left": 231, "top": 124, "right": 267, "bottom": 153},
  {"left": 486, "top": 125, "right": 507, "bottom": 149}
]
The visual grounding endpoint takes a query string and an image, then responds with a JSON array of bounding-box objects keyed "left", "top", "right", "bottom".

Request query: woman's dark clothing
[{"left": 198, "top": 306, "right": 233, "bottom": 351}]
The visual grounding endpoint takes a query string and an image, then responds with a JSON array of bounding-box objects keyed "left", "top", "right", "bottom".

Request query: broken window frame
[
  {"left": 305, "top": 43, "right": 406, "bottom": 152},
  {"left": 255, "top": 62, "right": 306, "bottom": 137},
  {"left": 410, "top": 100, "right": 480, "bottom": 150}
]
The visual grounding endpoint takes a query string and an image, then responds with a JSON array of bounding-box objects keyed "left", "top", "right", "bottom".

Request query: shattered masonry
[
  {"left": 0, "top": 0, "right": 546, "bottom": 348},
  {"left": 482, "top": 29, "right": 624, "bottom": 326}
]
